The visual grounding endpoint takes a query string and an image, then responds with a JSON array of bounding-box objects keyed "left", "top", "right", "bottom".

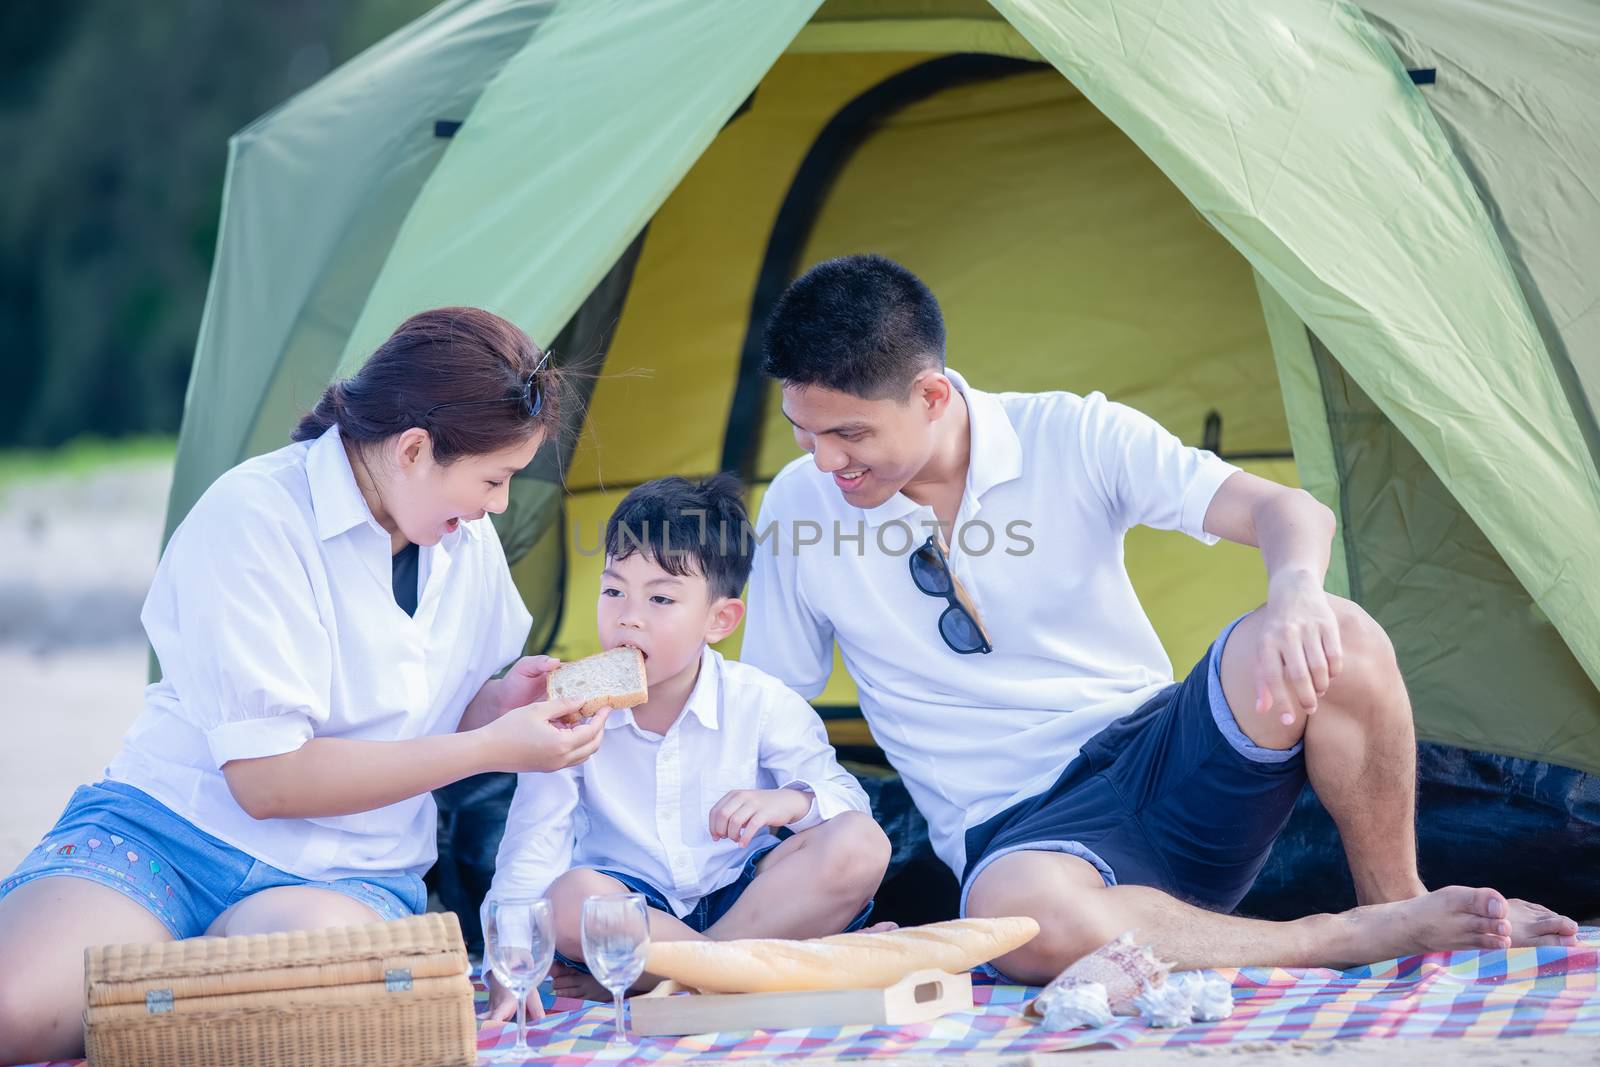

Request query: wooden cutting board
[{"left": 629, "top": 969, "right": 973, "bottom": 1037}]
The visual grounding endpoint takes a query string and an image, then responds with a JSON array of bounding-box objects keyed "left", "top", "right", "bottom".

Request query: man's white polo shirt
[{"left": 742, "top": 370, "right": 1238, "bottom": 877}]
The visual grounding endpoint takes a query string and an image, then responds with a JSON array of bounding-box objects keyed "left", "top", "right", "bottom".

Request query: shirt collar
[
  {"left": 859, "top": 368, "right": 1024, "bottom": 528},
  {"left": 306, "top": 425, "right": 380, "bottom": 541},
  {"left": 604, "top": 646, "right": 722, "bottom": 733},
  {"left": 953, "top": 369, "right": 1024, "bottom": 498}
]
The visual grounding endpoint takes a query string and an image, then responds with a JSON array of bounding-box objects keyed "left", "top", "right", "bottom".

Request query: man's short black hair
[
  {"left": 604, "top": 473, "right": 752, "bottom": 600},
  {"left": 761, "top": 254, "right": 945, "bottom": 400}
]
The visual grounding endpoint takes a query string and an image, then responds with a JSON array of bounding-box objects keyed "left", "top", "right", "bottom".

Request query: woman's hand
[
  {"left": 496, "top": 656, "right": 562, "bottom": 711},
  {"left": 484, "top": 969, "right": 545, "bottom": 1024},
  {"left": 479, "top": 697, "right": 610, "bottom": 773},
  {"left": 460, "top": 655, "right": 562, "bottom": 733}
]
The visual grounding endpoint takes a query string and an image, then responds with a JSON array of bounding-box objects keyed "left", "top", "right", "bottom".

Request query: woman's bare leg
[{"left": 0, "top": 876, "right": 174, "bottom": 1064}]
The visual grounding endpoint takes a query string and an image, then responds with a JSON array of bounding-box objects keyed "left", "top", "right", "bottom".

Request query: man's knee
[
  {"left": 1325, "top": 597, "right": 1405, "bottom": 716},
  {"left": 964, "top": 855, "right": 1120, "bottom": 984},
  {"left": 806, "top": 812, "right": 891, "bottom": 897},
  {"left": 1329, "top": 597, "right": 1397, "bottom": 675}
]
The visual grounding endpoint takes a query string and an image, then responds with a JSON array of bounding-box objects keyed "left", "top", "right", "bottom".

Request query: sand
[{"left": 0, "top": 461, "right": 168, "bottom": 871}]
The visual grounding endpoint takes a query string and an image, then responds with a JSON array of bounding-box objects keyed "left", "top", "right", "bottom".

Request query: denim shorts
[
  {"left": 553, "top": 843, "right": 876, "bottom": 974},
  {"left": 0, "top": 780, "right": 427, "bottom": 939},
  {"left": 960, "top": 613, "right": 1307, "bottom": 917}
]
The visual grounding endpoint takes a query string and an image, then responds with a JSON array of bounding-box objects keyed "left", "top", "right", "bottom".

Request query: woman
[{"left": 0, "top": 307, "right": 602, "bottom": 1064}]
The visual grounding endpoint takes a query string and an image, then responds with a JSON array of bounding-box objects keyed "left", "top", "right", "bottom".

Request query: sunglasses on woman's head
[
  {"left": 419, "top": 350, "right": 552, "bottom": 421},
  {"left": 909, "top": 533, "right": 993, "bottom": 655}
]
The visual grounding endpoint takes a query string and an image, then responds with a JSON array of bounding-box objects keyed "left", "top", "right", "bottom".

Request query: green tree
[{"left": 0, "top": 0, "right": 434, "bottom": 447}]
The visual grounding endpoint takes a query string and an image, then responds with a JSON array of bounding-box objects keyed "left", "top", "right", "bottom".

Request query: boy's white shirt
[
  {"left": 485, "top": 646, "right": 869, "bottom": 919},
  {"left": 740, "top": 370, "right": 1238, "bottom": 879},
  {"left": 108, "top": 425, "right": 532, "bottom": 881}
]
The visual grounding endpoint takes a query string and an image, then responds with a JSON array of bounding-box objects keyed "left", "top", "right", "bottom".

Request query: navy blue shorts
[
  {"left": 554, "top": 843, "right": 875, "bottom": 974},
  {"left": 960, "top": 614, "right": 1306, "bottom": 915}
]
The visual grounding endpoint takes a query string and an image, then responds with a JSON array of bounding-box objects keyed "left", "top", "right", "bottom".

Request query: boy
[{"left": 486, "top": 474, "right": 890, "bottom": 1016}]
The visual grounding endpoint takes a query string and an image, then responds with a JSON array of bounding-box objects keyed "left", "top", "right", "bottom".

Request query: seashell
[
  {"left": 1169, "top": 971, "right": 1233, "bottom": 1022},
  {"left": 1133, "top": 978, "right": 1193, "bottom": 1028},
  {"left": 1028, "top": 932, "right": 1173, "bottom": 1016},
  {"left": 1036, "top": 981, "right": 1113, "bottom": 1030}
]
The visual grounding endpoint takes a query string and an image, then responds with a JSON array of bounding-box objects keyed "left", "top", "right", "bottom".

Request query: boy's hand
[
  {"left": 484, "top": 968, "right": 546, "bottom": 1024},
  {"left": 481, "top": 697, "right": 609, "bottom": 773},
  {"left": 709, "top": 787, "right": 813, "bottom": 845}
]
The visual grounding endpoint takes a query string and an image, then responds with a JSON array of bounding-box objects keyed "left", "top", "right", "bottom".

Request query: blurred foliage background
[{"left": 0, "top": 0, "right": 436, "bottom": 449}]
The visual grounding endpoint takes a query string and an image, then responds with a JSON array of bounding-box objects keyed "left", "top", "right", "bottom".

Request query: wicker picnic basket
[{"left": 83, "top": 912, "right": 477, "bottom": 1067}]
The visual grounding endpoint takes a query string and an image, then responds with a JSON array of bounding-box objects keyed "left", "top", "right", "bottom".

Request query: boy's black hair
[
  {"left": 604, "top": 473, "right": 753, "bottom": 600},
  {"left": 761, "top": 253, "right": 945, "bottom": 400}
]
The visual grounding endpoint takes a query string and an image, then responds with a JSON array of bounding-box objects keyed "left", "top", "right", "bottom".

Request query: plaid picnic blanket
[
  {"left": 476, "top": 928, "right": 1600, "bottom": 1061},
  {"left": 26, "top": 929, "right": 1597, "bottom": 1065}
]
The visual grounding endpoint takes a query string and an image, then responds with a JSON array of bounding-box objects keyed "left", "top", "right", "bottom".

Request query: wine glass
[
  {"left": 580, "top": 893, "right": 651, "bottom": 1044},
  {"left": 484, "top": 897, "right": 556, "bottom": 1062}
]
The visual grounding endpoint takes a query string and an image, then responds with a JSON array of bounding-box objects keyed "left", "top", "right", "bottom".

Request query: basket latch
[
  {"left": 385, "top": 968, "right": 413, "bottom": 993},
  {"left": 145, "top": 989, "right": 175, "bottom": 1014}
]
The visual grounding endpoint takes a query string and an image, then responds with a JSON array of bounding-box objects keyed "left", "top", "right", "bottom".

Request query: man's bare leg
[
  {"left": 1222, "top": 597, "right": 1576, "bottom": 944},
  {"left": 968, "top": 597, "right": 1578, "bottom": 984},
  {"left": 967, "top": 851, "right": 1517, "bottom": 985}
]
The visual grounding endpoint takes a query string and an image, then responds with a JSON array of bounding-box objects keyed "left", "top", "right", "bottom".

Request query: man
[{"left": 741, "top": 254, "right": 1577, "bottom": 982}]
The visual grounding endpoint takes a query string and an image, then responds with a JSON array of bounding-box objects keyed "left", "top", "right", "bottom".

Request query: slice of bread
[{"left": 547, "top": 646, "right": 648, "bottom": 717}]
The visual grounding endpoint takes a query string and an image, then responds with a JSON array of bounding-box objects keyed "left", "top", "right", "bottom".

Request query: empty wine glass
[
  {"left": 580, "top": 893, "right": 651, "bottom": 1044},
  {"left": 484, "top": 897, "right": 556, "bottom": 1062}
]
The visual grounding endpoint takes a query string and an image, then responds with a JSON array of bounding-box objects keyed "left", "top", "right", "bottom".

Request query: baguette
[
  {"left": 547, "top": 646, "right": 647, "bottom": 717},
  {"left": 643, "top": 916, "right": 1039, "bottom": 994}
]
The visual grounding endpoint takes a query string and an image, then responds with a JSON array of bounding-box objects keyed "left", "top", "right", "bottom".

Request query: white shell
[
  {"left": 1170, "top": 970, "right": 1234, "bottom": 1022},
  {"left": 1037, "top": 981, "right": 1114, "bottom": 1030},
  {"left": 1133, "top": 978, "right": 1194, "bottom": 1028}
]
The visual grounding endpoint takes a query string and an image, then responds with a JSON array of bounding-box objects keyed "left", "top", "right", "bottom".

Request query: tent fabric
[
  {"left": 1359, "top": 0, "right": 1600, "bottom": 466},
  {"left": 334, "top": 0, "right": 826, "bottom": 377},
  {"left": 1254, "top": 272, "right": 1350, "bottom": 600},
  {"left": 164, "top": 0, "right": 1600, "bottom": 785},
  {"left": 1311, "top": 334, "right": 1600, "bottom": 772},
  {"left": 983, "top": 0, "right": 1600, "bottom": 698},
  {"left": 548, "top": 53, "right": 1295, "bottom": 682},
  {"left": 166, "top": 0, "right": 556, "bottom": 535}
]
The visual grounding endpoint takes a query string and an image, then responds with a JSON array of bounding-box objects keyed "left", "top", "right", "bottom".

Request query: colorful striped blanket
[
  {"left": 28, "top": 930, "right": 1597, "bottom": 1065},
  {"left": 475, "top": 929, "right": 1600, "bottom": 1061}
]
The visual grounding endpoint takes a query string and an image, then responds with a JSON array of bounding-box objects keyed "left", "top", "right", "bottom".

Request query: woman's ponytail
[
  {"left": 288, "top": 308, "right": 562, "bottom": 462},
  {"left": 291, "top": 381, "right": 348, "bottom": 443}
]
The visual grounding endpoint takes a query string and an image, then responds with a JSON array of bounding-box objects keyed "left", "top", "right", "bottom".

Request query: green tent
[{"left": 167, "top": 0, "right": 1600, "bottom": 910}]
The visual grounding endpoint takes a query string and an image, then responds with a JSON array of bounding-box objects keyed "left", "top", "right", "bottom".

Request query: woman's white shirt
[{"left": 107, "top": 425, "right": 532, "bottom": 881}]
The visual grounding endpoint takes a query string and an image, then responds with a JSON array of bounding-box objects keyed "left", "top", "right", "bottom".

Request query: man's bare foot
[
  {"left": 1333, "top": 885, "right": 1512, "bottom": 966},
  {"left": 862, "top": 921, "right": 899, "bottom": 933},
  {"left": 1505, "top": 898, "right": 1579, "bottom": 947},
  {"left": 548, "top": 960, "right": 611, "bottom": 1002}
]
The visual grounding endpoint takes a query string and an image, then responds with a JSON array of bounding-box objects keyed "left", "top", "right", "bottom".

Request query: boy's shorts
[
  {"left": 960, "top": 613, "right": 1307, "bottom": 918},
  {"left": 0, "top": 780, "right": 427, "bottom": 938},
  {"left": 553, "top": 843, "right": 876, "bottom": 974}
]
